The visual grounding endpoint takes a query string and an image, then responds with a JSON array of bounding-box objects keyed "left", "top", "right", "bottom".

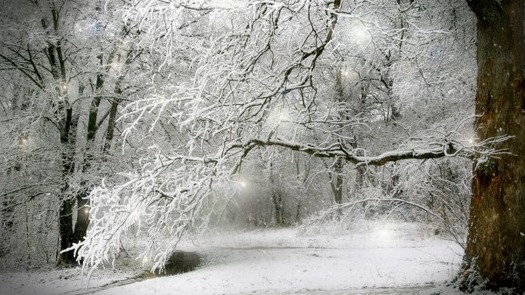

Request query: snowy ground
[{"left": 0, "top": 221, "right": 491, "bottom": 295}]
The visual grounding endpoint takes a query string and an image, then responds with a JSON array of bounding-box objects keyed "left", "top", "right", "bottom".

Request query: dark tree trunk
[
  {"left": 40, "top": 4, "right": 84, "bottom": 266},
  {"left": 271, "top": 190, "right": 285, "bottom": 226},
  {"left": 462, "top": 0, "right": 525, "bottom": 292},
  {"left": 57, "top": 107, "right": 79, "bottom": 265},
  {"left": 268, "top": 161, "right": 286, "bottom": 226},
  {"left": 103, "top": 76, "right": 123, "bottom": 153},
  {"left": 58, "top": 198, "right": 75, "bottom": 264},
  {"left": 73, "top": 191, "right": 90, "bottom": 245},
  {"left": 332, "top": 157, "right": 344, "bottom": 217},
  {"left": 72, "top": 70, "right": 105, "bottom": 255},
  {"left": 57, "top": 147, "right": 76, "bottom": 265}
]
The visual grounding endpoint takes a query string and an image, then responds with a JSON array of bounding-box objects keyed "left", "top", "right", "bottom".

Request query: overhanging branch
[{"left": 229, "top": 137, "right": 475, "bottom": 167}]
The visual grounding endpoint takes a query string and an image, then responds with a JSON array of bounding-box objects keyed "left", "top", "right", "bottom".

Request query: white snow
[
  {"left": 0, "top": 266, "right": 140, "bottom": 295},
  {"left": 0, "top": 221, "right": 488, "bottom": 295}
]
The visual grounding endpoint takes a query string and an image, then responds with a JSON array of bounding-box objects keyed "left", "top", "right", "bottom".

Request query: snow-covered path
[
  {"left": 104, "top": 245, "right": 458, "bottom": 295},
  {"left": 90, "top": 222, "right": 464, "bottom": 295},
  {"left": 0, "top": 222, "right": 466, "bottom": 295}
]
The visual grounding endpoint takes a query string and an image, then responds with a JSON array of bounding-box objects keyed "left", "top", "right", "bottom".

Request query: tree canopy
[{"left": 1, "top": 0, "right": 523, "bottom": 292}]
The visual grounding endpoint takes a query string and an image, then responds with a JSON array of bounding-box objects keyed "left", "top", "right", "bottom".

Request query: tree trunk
[
  {"left": 332, "top": 157, "right": 344, "bottom": 217},
  {"left": 56, "top": 99, "right": 74, "bottom": 264},
  {"left": 57, "top": 199, "right": 75, "bottom": 264},
  {"left": 271, "top": 190, "right": 285, "bottom": 226},
  {"left": 57, "top": 140, "right": 76, "bottom": 265},
  {"left": 57, "top": 109, "right": 78, "bottom": 265},
  {"left": 73, "top": 192, "right": 90, "bottom": 245},
  {"left": 268, "top": 161, "right": 285, "bottom": 226},
  {"left": 462, "top": 0, "right": 525, "bottom": 292},
  {"left": 331, "top": 65, "right": 347, "bottom": 218},
  {"left": 72, "top": 71, "right": 105, "bottom": 256}
]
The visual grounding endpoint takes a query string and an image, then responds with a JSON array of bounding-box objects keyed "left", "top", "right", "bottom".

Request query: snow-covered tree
[
  {"left": 71, "top": 0, "right": 487, "bottom": 273},
  {"left": 459, "top": 0, "right": 525, "bottom": 292},
  {"left": 0, "top": 0, "right": 153, "bottom": 265},
  {"left": 0, "top": 0, "right": 507, "bottom": 291}
]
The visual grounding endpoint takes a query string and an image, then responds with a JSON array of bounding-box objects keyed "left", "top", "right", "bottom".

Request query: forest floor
[{"left": 0, "top": 221, "right": 501, "bottom": 295}]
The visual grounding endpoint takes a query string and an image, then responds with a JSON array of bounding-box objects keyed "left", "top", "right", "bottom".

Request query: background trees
[
  {"left": 2, "top": 0, "right": 523, "bottom": 292},
  {"left": 70, "top": 0, "right": 479, "bottom": 272},
  {"left": 0, "top": 0, "right": 147, "bottom": 265}
]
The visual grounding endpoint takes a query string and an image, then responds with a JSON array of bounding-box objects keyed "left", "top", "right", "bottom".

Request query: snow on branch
[
  {"left": 229, "top": 137, "right": 474, "bottom": 167},
  {"left": 225, "top": 132, "right": 514, "bottom": 172},
  {"left": 70, "top": 152, "right": 220, "bottom": 277},
  {"left": 303, "top": 197, "right": 445, "bottom": 228},
  {"left": 69, "top": 0, "right": 507, "bottom": 278}
]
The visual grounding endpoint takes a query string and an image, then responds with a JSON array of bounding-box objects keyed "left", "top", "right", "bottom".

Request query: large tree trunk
[{"left": 463, "top": 0, "right": 525, "bottom": 292}]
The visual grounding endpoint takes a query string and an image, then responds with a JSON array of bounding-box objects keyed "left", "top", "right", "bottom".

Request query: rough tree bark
[{"left": 462, "top": 0, "right": 525, "bottom": 292}]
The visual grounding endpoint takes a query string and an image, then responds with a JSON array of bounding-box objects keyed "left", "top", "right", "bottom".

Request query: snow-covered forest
[{"left": 0, "top": 0, "right": 524, "bottom": 294}]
